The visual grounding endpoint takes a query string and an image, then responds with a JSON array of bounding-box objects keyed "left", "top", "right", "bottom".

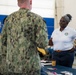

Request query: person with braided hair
[{"left": 49, "top": 14, "right": 76, "bottom": 68}]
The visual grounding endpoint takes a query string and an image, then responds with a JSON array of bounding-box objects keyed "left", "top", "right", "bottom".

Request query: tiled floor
[{"left": 73, "top": 56, "right": 76, "bottom": 69}]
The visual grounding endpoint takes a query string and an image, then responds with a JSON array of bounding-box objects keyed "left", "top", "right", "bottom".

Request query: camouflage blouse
[{"left": 0, "top": 8, "right": 48, "bottom": 75}]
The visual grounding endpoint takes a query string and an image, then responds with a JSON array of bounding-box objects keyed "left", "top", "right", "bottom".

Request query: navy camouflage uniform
[{"left": 0, "top": 8, "right": 48, "bottom": 75}]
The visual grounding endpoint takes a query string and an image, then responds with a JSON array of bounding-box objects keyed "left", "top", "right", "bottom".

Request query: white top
[{"left": 51, "top": 26, "right": 76, "bottom": 51}]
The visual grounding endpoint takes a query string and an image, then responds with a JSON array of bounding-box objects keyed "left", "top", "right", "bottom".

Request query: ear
[{"left": 30, "top": 0, "right": 32, "bottom": 5}]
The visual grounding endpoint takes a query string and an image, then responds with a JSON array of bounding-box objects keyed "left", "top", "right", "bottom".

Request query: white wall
[
  {"left": 64, "top": 0, "right": 76, "bottom": 29},
  {"left": 32, "top": 0, "right": 55, "bottom": 18},
  {"left": 0, "top": 0, "right": 19, "bottom": 15},
  {"left": 55, "top": 0, "right": 76, "bottom": 29},
  {"left": 0, "top": 0, "right": 55, "bottom": 18},
  {"left": 55, "top": 0, "right": 64, "bottom": 28}
]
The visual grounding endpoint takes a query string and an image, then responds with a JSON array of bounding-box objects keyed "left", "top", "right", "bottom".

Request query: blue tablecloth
[{"left": 41, "top": 65, "right": 76, "bottom": 75}]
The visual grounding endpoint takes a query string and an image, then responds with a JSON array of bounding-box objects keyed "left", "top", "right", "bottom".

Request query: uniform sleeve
[
  {"left": 1, "top": 19, "right": 7, "bottom": 55},
  {"left": 0, "top": 18, "right": 7, "bottom": 72},
  {"left": 73, "top": 29, "right": 76, "bottom": 40},
  {"left": 35, "top": 19, "right": 48, "bottom": 49},
  {"left": 50, "top": 29, "right": 55, "bottom": 39},
  {"left": 74, "top": 30, "right": 76, "bottom": 39}
]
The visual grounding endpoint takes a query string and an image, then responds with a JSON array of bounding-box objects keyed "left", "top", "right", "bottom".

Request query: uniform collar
[
  {"left": 59, "top": 26, "right": 69, "bottom": 31},
  {"left": 19, "top": 8, "right": 30, "bottom": 12}
]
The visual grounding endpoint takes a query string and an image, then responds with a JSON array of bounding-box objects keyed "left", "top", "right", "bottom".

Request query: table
[{"left": 41, "top": 65, "right": 76, "bottom": 75}]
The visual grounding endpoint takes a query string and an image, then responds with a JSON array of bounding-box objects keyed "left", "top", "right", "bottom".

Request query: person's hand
[{"left": 45, "top": 46, "right": 54, "bottom": 54}]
